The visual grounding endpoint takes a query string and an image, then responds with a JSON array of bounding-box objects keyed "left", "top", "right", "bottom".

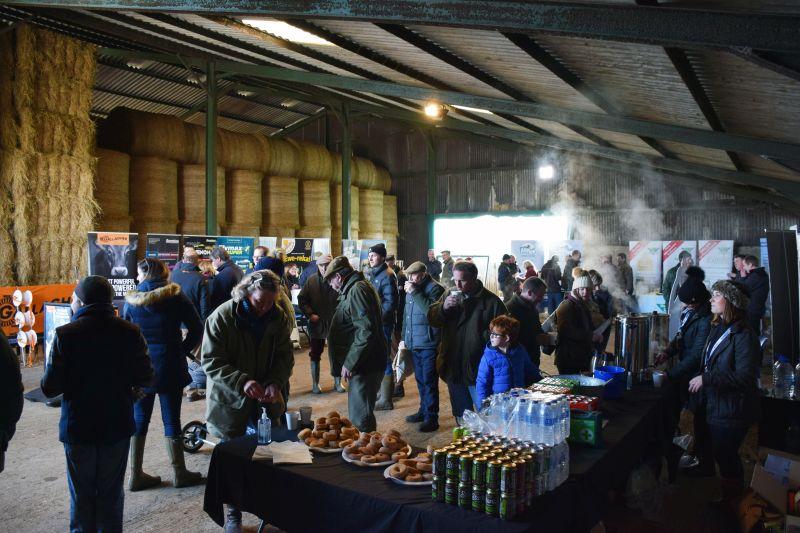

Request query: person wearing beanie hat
[
  {"left": 589, "top": 270, "right": 613, "bottom": 352},
  {"left": 554, "top": 268, "right": 603, "bottom": 374},
  {"left": 682, "top": 277, "right": 759, "bottom": 498},
  {"left": 41, "top": 277, "right": 154, "bottom": 532},
  {"left": 298, "top": 252, "right": 341, "bottom": 394},
  {"left": 365, "top": 243, "right": 399, "bottom": 411},
  {"left": 325, "top": 255, "right": 387, "bottom": 432}
]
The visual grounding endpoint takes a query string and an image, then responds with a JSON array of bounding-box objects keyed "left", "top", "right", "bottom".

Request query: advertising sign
[
  {"left": 44, "top": 302, "right": 72, "bottom": 365},
  {"left": 216, "top": 236, "right": 255, "bottom": 271},
  {"left": 0, "top": 284, "right": 74, "bottom": 336},
  {"left": 629, "top": 240, "right": 663, "bottom": 296},
  {"left": 546, "top": 240, "right": 583, "bottom": 264},
  {"left": 661, "top": 241, "right": 697, "bottom": 283},
  {"left": 87, "top": 232, "right": 138, "bottom": 298},
  {"left": 510, "top": 240, "right": 545, "bottom": 271},
  {"left": 145, "top": 234, "right": 181, "bottom": 267},
  {"left": 281, "top": 238, "right": 314, "bottom": 264},
  {"left": 182, "top": 235, "right": 218, "bottom": 261},
  {"left": 698, "top": 240, "right": 734, "bottom": 288}
]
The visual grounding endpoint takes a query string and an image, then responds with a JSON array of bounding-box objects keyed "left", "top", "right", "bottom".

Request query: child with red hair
[{"left": 476, "top": 315, "right": 541, "bottom": 405}]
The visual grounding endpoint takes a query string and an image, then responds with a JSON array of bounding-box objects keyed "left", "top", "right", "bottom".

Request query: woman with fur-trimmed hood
[{"left": 122, "top": 258, "right": 204, "bottom": 491}]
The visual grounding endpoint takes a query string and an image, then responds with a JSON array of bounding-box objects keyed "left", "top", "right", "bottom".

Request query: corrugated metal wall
[{"left": 288, "top": 115, "right": 799, "bottom": 263}]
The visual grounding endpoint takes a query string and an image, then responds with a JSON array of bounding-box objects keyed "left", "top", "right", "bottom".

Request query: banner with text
[
  {"left": 145, "top": 234, "right": 181, "bottom": 268},
  {"left": 510, "top": 240, "right": 545, "bottom": 271},
  {"left": 630, "top": 240, "right": 663, "bottom": 296},
  {"left": 87, "top": 232, "right": 138, "bottom": 298},
  {"left": 698, "top": 240, "right": 734, "bottom": 288},
  {"left": 1, "top": 284, "right": 75, "bottom": 337},
  {"left": 661, "top": 241, "right": 697, "bottom": 284},
  {"left": 217, "top": 236, "right": 255, "bottom": 271}
]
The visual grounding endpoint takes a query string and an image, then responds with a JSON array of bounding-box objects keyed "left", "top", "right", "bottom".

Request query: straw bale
[
  {"left": 331, "top": 184, "right": 360, "bottom": 231},
  {"left": 97, "top": 216, "right": 131, "bottom": 233},
  {"left": 184, "top": 123, "right": 221, "bottom": 164},
  {"left": 178, "top": 221, "right": 218, "bottom": 235},
  {"left": 0, "top": 150, "right": 15, "bottom": 283},
  {"left": 0, "top": 27, "right": 35, "bottom": 152},
  {"left": 31, "top": 112, "right": 95, "bottom": 156},
  {"left": 296, "top": 226, "right": 331, "bottom": 240},
  {"left": 358, "top": 189, "right": 384, "bottom": 236},
  {"left": 218, "top": 130, "right": 269, "bottom": 172},
  {"left": 260, "top": 226, "right": 296, "bottom": 243},
  {"left": 289, "top": 139, "right": 333, "bottom": 181},
  {"left": 267, "top": 138, "right": 301, "bottom": 176},
  {"left": 353, "top": 158, "right": 378, "bottom": 189},
  {"left": 226, "top": 169, "right": 262, "bottom": 226},
  {"left": 376, "top": 167, "right": 392, "bottom": 193},
  {"left": 95, "top": 148, "right": 130, "bottom": 219},
  {"left": 223, "top": 223, "right": 260, "bottom": 237},
  {"left": 382, "top": 194, "right": 399, "bottom": 235},
  {"left": 262, "top": 175, "right": 299, "bottom": 229},
  {"left": 33, "top": 27, "right": 96, "bottom": 90},
  {"left": 384, "top": 235, "right": 398, "bottom": 257},
  {"left": 179, "top": 164, "right": 225, "bottom": 224},
  {"left": 99, "top": 108, "right": 187, "bottom": 161},
  {"left": 299, "top": 180, "right": 331, "bottom": 228},
  {"left": 129, "top": 156, "right": 179, "bottom": 223}
]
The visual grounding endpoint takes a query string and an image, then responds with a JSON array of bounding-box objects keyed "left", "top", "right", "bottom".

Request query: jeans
[
  {"left": 545, "top": 292, "right": 563, "bottom": 314},
  {"left": 188, "top": 360, "right": 206, "bottom": 389},
  {"left": 412, "top": 348, "right": 439, "bottom": 420},
  {"left": 446, "top": 381, "right": 481, "bottom": 418},
  {"left": 134, "top": 390, "right": 183, "bottom": 438},
  {"left": 693, "top": 405, "right": 749, "bottom": 479},
  {"left": 64, "top": 438, "right": 129, "bottom": 533},
  {"left": 383, "top": 325, "right": 394, "bottom": 376},
  {"left": 308, "top": 337, "right": 325, "bottom": 363}
]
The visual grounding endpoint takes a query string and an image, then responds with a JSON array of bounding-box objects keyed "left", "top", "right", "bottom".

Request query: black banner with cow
[{"left": 87, "top": 232, "right": 138, "bottom": 299}]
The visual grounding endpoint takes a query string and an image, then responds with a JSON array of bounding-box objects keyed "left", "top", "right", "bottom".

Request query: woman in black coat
[
  {"left": 687, "top": 279, "right": 760, "bottom": 501},
  {"left": 123, "top": 258, "right": 204, "bottom": 491}
]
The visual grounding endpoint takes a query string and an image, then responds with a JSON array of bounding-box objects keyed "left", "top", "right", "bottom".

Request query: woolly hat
[
  {"left": 572, "top": 269, "right": 592, "bottom": 290},
  {"left": 678, "top": 266, "right": 710, "bottom": 305},
  {"left": 75, "top": 275, "right": 115, "bottom": 305},
  {"left": 405, "top": 261, "right": 427, "bottom": 275},
  {"left": 502, "top": 253, "right": 511, "bottom": 261},
  {"left": 711, "top": 279, "right": 750, "bottom": 311},
  {"left": 368, "top": 243, "right": 387, "bottom": 257},
  {"left": 323, "top": 256, "right": 354, "bottom": 281},
  {"left": 588, "top": 270, "right": 603, "bottom": 287}
]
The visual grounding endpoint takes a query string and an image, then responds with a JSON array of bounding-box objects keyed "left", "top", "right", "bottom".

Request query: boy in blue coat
[{"left": 476, "top": 315, "right": 541, "bottom": 406}]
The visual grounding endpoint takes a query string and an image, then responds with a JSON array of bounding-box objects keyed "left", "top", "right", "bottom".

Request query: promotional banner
[
  {"left": 342, "top": 239, "right": 360, "bottom": 270},
  {"left": 698, "top": 240, "right": 734, "bottom": 288},
  {"left": 510, "top": 240, "right": 545, "bottom": 270},
  {"left": 87, "top": 232, "right": 138, "bottom": 298},
  {"left": 216, "top": 236, "right": 255, "bottom": 271},
  {"left": 182, "top": 235, "right": 218, "bottom": 261},
  {"left": 661, "top": 241, "right": 697, "bottom": 283},
  {"left": 258, "top": 236, "right": 278, "bottom": 250},
  {"left": 312, "top": 238, "right": 331, "bottom": 257},
  {"left": 760, "top": 237, "right": 770, "bottom": 275},
  {"left": 629, "top": 240, "right": 663, "bottom": 295},
  {"left": 145, "top": 234, "right": 181, "bottom": 267},
  {"left": 0, "top": 284, "right": 75, "bottom": 336},
  {"left": 281, "top": 238, "right": 314, "bottom": 264},
  {"left": 546, "top": 240, "right": 583, "bottom": 263},
  {"left": 44, "top": 302, "right": 72, "bottom": 365}
]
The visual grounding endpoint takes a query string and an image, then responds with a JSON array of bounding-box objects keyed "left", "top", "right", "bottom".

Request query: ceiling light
[
  {"left": 423, "top": 102, "right": 448, "bottom": 120},
  {"left": 453, "top": 104, "right": 493, "bottom": 115},
  {"left": 241, "top": 19, "right": 333, "bottom": 45},
  {"left": 126, "top": 58, "right": 153, "bottom": 70},
  {"left": 281, "top": 98, "right": 300, "bottom": 108},
  {"left": 237, "top": 90, "right": 256, "bottom": 97},
  {"left": 537, "top": 164, "right": 555, "bottom": 181},
  {"left": 186, "top": 73, "right": 207, "bottom": 85}
]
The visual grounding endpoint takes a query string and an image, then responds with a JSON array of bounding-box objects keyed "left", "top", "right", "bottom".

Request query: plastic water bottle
[
  {"left": 774, "top": 355, "right": 793, "bottom": 399},
  {"left": 514, "top": 398, "right": 527, "bottom": 439},
  {"left": 527, "top": 400, "right": 540, "bottom": 443},
  {"left": 257, "top": 407, "right": 272, "bottom": 445},
  {"left": 541, "top": 400, "right": 555, "bottom": 446}
]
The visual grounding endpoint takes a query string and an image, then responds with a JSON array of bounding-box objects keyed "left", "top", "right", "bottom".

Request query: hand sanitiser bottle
[{"left": 257, "top": 407, "right": 272, "bottom": 445}]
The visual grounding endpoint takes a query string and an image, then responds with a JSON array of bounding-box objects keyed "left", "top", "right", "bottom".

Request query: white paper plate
[
  {"left": 306, "top": 445, "right": 347, "bottom": 454},
  {"left": 342, "top": 444, "right": 412, "bottom": 467},
  {"left": 383, "top": 464, "right": 433, "bottom": 486}
]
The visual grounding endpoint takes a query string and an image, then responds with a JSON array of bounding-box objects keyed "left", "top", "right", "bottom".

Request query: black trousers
[{"left": 693, "top": 404, "right": 748, "bottom": 479}]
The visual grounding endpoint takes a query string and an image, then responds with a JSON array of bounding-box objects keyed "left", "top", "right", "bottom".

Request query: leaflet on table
[
  {"left": 216, "top": 236, "right": 255, "bottom": 271},
  {"left": 661, "top": 241, "right": 697, "bottom": 284},
  {"left": 546, "top": 240, "right": 583, "bottom": 263},
  {"left": 145, "top": 234, "right": 181, "bottom": 267},
  {"left": 87, "top": 232, "right": 138, "bottom": 298},
  {"left": 698, "top": 240, "right": 734, "bottom": 288},
  {"left": 629, "top": 241, "right": 663, "bottom": 296},
  {"left": 510, "top": 240, "right": 545, "bottom": 271}
]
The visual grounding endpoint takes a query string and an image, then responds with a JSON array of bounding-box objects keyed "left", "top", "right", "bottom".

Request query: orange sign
[
  {"left": 96, "top": 232, "right": 131, "bottom": 246},
  {"left": 0, "top": 284, "right": 76, "bottom": 336}
]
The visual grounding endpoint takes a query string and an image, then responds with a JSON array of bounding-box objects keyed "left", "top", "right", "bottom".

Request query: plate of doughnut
[
  {"left": 341, "top": 429, "right": 412, "bottom": 467},
  {"left": 297, "top": 411, "right": 360, "bottom": 453},
  {"left": 384, "top": 454, "right": 434, "bottom": 485}
]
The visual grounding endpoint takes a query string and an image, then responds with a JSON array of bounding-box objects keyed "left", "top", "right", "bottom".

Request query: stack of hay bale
[
  {"left": 261, "top": 138, "right": 300, "bottom": 242},
  {"left": 382, "top": 191, "right": 399, "bottom": 256},
  {"left": 0, "top": 25, "right": 97, "bottom": 285},
  {"left": 295, "top": 139, "right": 333, "bottom": 242}
]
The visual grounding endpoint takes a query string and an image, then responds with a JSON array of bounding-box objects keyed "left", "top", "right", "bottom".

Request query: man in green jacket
[
  {"left": 428, "top": 261, "right": 507, "bottom": 421},
  {"left": 662, "top": 251, "right": 692, "bottom": 306},
  {"left": 325, "top": 256, "right": 387, "bottom": 432}
]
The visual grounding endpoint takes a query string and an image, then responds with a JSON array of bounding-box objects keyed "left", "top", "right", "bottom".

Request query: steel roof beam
[
  {"left": 4, "top": 1, "right": 800, "bottom": 52},
  {"left": 272, "top": 108, "right": 328, "bottom": 138}
]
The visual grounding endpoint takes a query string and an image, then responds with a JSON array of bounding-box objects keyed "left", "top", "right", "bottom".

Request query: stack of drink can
[{"left": 431, "top": 433, "right": 551, "bottom": 520}]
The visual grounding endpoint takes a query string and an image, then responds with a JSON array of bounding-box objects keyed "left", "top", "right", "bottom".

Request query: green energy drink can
[
  {"left": 446, "top": 451, "right": 461, "bottom": 480},
  {"left": 432, "top": 475, "right": 445, "bottom": 502},
  {"left": 501, "top": 463, "right": 517, "bottom": 493},
  {"left": 486, "top": 460, "right": 503, "bottom": 491},
  {"left": 433, "top": 449, "right": 447, "bottom": 477},
  {"left": 445, "top": 478, "right": 457, "bottom": 505},
  {"left": 472, "top": 484, "right": 486, "bottom": 512},
  {"left": 500, "top": 492, "right": 516, "bottom": 521},
  {"left": 453, "top": 427, "right": 465, "bottom": 441},
  {"left": 485, "top": 488, "right": 499, "bottom": 517},
  {"left": 459, "top": 454, "right": 473, "bottom": 483},
  {"left": 515, "top": 460, "right": 527, "bottom": 514},
  {"left": 471, "top": 455, "right": 487, "bottom": 487},
  {"left": 458, "top": 481, "right": 472, "bottom": 509}
]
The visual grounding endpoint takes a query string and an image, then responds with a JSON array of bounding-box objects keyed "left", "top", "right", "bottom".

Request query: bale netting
[
  {"left": 331, "top": 184, "right": 360, "bottom": 231},
  {"left": 226, "top": 169, "right": 262, "bottom": 227},
  {"left": 223, "top": 223, "right": 260, "bottom": 237},
  {"left": 131, "top": 218, "right": 178, "bottom": 260},
  {"left": 299, "top": 180, "right": 331, "bottom": 228},
  {"left": 261, "top": 225, "right": 296, "bottom": 243},
  {"left": 289, "top": 139, "right": 333, "bottom": 181},
  {"left": 129, "top": 156, "right": 178, "bottom": 224},
  {"left": 218, "top": 130, "right": 269, "bottom": 172},
  {"left": 95, "top": 148, "right": 130, "bottom": 220},
  {"left": 358, "top": 188, "right": 384, "bottom": 237},
  {"left": 382, "top": 194, "right": 398, "bottom": 236},
  {"left": 376, "top": 167, "right": 392, "bottom": 193},
  {"left": 296, "top": 226, "right": 331, "bottom": 240},
  {"left": 353, "top": 158, "right": 378, "bottom": 189},
  {"left": 99, "top": 108, "right": 187, "bottom": 162},
  {"left": 179, "top": 164, "right": 225, "bottom": 225},
  {"left": 267, "top": 138, "right": 301, "bottom": 177},
  {"left": 262, "top": 175, "right": 299, "bottom": 230}
]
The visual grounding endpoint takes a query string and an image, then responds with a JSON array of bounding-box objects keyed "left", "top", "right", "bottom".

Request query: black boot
[
  {"left": 405, "top": 412, "right": 424, "bottom": 423},
  {"left": 419, "top": 418, "right": 439, "bottom": 433}
]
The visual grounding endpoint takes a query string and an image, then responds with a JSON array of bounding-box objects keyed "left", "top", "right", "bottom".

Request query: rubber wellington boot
[
  {"left": 165, "top": 437, "right": 203, "bottom": 488},
  {"left": 334, "top": 377, "right": 346, "bottom": 393},
  {"left": 310, "top": 361, "right": 322, "bottom": 394},
  {"left": 392, "top": 381, "right": 405, "bottom": 398},
  {"left": 375, "top": 375, "right": 395, "bottom": 411},
  {"left": 128, "top": 435, "right": 161, "bottom": 491}
]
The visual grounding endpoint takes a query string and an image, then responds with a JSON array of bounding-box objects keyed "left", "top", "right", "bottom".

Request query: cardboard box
[
  {"left": 568, "top": 410, "right": 603, "bottom": 447},
  {"left": 751, "top": 452, "right": 800, "bottom": 517}
]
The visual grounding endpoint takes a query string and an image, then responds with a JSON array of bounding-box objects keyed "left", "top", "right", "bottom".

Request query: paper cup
[
  {"left": 653, "top": 371, "right": 666, "bottom": 388},
  {"left": 285, "top": 411, "right": 300, "bottom": 430},
  {"left": 299, "top": 406, "right": 312, "bottom": 424}
]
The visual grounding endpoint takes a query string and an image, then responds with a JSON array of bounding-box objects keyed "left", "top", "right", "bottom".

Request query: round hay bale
[
  {"left": 226, "top": 170, "right": 262, "bottom": 227},
  {"left": 289, "top": 139, "right": 333, "bottom": 181},
  {"left": 384, "top": 235, "right": 398, "bottom": 257},
  {"left": 95, "top": 148, "right": 130, "bottom": 220},
  {"left": 330, "top": 153, "right": 342, "bottom": 184},
  {"left": 178, "top": 221, "right": 214, "bottom": 235},
  {"left": 262, "top": 176, "right": 299, "bottom": 229},
  {"left": 360, "top": 231, "right": 384, "bottom": 240},
  {"left": 218, "top": 130, "right": 270, "bottom": 172},
  {"left": 130, "top": 218, "right": 178, "bottom": 259},
  {"left": 353, "top": 158, "right": 378, "bottom": 189},
  {"left": 179, "top": 164, "right": 225, "bottom": 224},
  {"left": 296, "top": 226, "right": 331, "bottom": 240},
  {"left": 129, "top": 156, "right": 179, "bottom": 223},
  {"left": 223, "top": 223, "right": 260, "bottom": 237},
  {"left": 382, "top": 194, "right": 398, "bottom": 235},
  {"left": 376, "top": 167, "right": 392, "bottom": 193},
  {"left": 331, "top": 184, "right": 360, "bottom": 231},
  {"left": 184, "top": 123, "right": 222, "bottom": 165},
  {"left": 358, "top": 189, "right": 384, "bottom": 236},
  {"left": 99, "top": 108, "right": 187, "bottom": 161},
  {"left": 96, "top": 215, "right": 131, "bottom": 233},
  {"left": 261, "top": 225, "right": 296, "bottom": 243},
  {"left": 299, "top": 180, "right": 331, "bottom": 228},
  {"left": 267, "top": 138, "right": 301, "bottom": 176}
]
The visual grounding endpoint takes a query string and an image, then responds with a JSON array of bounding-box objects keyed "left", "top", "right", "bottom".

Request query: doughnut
[
  {"left": 378, "top": 446, "right": 392, "bottom": 455},
  {"left": 374, "top": 453, "right": 390, "bottom": 462},
  {"left": 304, "top": 437, "right": 312, "bottom": 445},
  {"left": 406, "top": 473, "right": 424, "bottom": 482},
  {"left": 399, "top": 459, "right": 417, "bottom": 467},
  {"left": 361, "top": 454, "right": 378, "bottom": 464},
  {"left": 327, "top": 417, "right": 341, "bottom": 426},
  {"left": 316, "top": 417, "right": 327, "bottom": 426},
  {"left": 313, "top": 424, "right": 326, "bottom": 432},
  {"left": 389, "top": 463, "right": 408, "bottom": 479},
  {"left": 341, "top": 418, "right": 353, "bottom": 428},
  {"left": 341, "top": 427, "right": 358, "bottom": 438},
  {"left": 344, "top": 443, "right": 360, "bottom": 455},
  {"left": 328, "top": 440, "right": 339, "bottom": 448},
  {"left": 381, "top": 435, "right": 399, "bottom": 448},
  {"left": 358, "top": 446, "right": 372, "bottom": 455},
  {"left": 311, "top": 430, "right": 325, "bottom": 439},
  {"left": 416, "top": 462, "right": 433, "bottom": 472},
  {"left": 309, "top": 438, "right": 326, "bottom": 448},
  {"left": 326, "top": 411, "right": 340, "bottom": 419},
  {"left": 414, "top": 455, "right": 431, "bottom": 464},
  {"left": 405, "top": 467, "right": 420, "bottom": 476},
  {"left": 422, "top": 473, "right": 434, "bottom": 481},
  {"left": 391, "top": 451, "right": 408, "bottom": 461},
  {"left": 298, "top": 428, "right": 312, "bottom": 440},
  {"left": 366, "top": 444, "right": 381, "bottom": 455},
  {"left": 322, "top": 430, "right": 338, "bottom": 441},
  {"left": 339, "top": 439, "right": 354, "bottom": 448},
  {"left": 387, "top": 429, "right": 401, "bottom": 438},
  {"left": 369, "top": 436, "right": 382, "bottom": 446}
]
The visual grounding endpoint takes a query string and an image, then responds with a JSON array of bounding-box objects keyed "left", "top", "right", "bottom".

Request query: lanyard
[
  {"left": 705, "top": 325, "right": 733, "bottom": 365},
  {"left": 680, "top": 308, "right": 694, "bottom": 329}
]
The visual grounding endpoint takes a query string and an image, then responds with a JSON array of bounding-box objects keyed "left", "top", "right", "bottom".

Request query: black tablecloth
[{"left": 204, "top": 385, "right": 672, "bottom": 533}]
